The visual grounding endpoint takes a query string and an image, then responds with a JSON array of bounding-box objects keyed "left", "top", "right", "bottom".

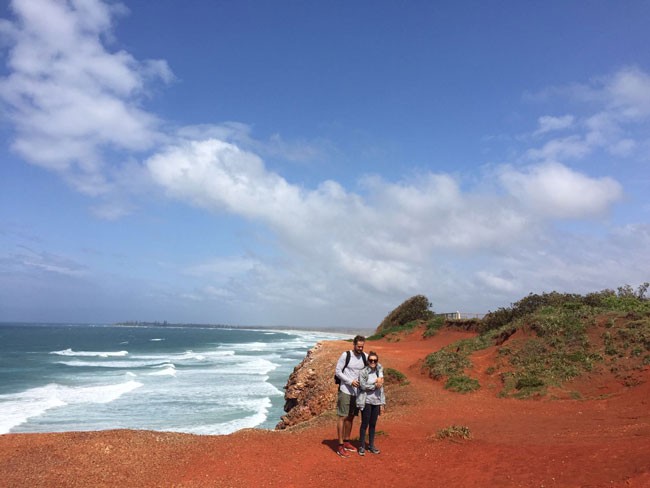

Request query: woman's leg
[
  {"left": 367, "top": 404, "right": 381, "bottom": 448},
  {"left": 359, "top": 406, "right": 371, "bottom": 449}
]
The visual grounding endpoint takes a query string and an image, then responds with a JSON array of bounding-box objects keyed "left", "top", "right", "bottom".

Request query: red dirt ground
[{"left": 1, "top": 328, "right": 649, "bottom": 487}]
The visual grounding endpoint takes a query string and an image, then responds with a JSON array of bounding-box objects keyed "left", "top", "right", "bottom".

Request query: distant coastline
[
  {"left": 0, "top": 321, "right": 369, "bottom": 336},
  {"left": 113, "top": 321, "right": 370, "bottom": 336}
]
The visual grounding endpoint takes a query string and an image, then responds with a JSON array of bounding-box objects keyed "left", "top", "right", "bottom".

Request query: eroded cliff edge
[{"left": 276, "top": 339, "right": 347, "bottom": 430}]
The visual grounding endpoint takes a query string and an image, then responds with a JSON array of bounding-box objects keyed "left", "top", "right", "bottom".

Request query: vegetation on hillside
[
  {"left": 422, "top": 284, "right": 650, "bottom": 398},
  {"left": 375, "top": 295, "right": 434, "bottom": 335}
]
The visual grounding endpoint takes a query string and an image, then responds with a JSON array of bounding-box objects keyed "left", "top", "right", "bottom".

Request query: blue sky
[{"left": 1, "top": 0, "right": 649, "bottom": 328}]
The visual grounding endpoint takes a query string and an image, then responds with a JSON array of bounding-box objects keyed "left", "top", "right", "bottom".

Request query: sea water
[{"left": 0, "top": 323, "right": 349, "bottom": 435}]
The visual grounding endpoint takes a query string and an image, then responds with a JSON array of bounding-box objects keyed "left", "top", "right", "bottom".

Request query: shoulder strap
[
  {"left": 362, "top": 353, "right": 368, "bottom": 367},
  {"left": 341, "top": 350, "right": 351, "bottom": 372}
]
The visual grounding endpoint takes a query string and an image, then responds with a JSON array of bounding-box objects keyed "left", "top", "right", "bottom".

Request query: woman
[{"left": 356, "top": 351, "right": 386, "bottom": 455}]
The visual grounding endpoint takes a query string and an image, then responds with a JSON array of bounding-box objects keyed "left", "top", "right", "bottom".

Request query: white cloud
[
  {"left": 525, "top": 66, "right": 650, "bottom": 164},
  {"left": 525, "top": 135, "right": 591, "bottom": 161},
  {"left": 499, "top": 162, "right": 622, "bottom": 219},
  {"left": 534, "top": 115, "right": 574, "bottom": 135},
  {"left": 604, "top": 66, "right": 650, "bottom": 119},
  {"left": 176, "top": 123, "right": 327, "bottom": 164},
  {"left": 146, "top": 138, "right": 546, "bottom": 299},
  {"left": 1, "top": 245, "right": 87, "bottom": 277},
  {"left": 0, "top": 0, "right": 172, "bottom": 194}
]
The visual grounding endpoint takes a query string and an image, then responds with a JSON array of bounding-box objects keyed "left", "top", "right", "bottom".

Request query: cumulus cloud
[
  {"left": 0, "top": 0, "right": 172, "bottom": 195},
  {"left": 499, "top": 162, "right": 622, "bottom": 219},
  {"left": 604, "top": 66, "right": 650, "bottom": 119},
  {"left": 145, "top": 135, "right": 624, "bottom": 302}
]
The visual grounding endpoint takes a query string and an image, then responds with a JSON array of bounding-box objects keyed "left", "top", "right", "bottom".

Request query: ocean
[{"left": 0, "top": 323, "right": 349, "bottom": 435}]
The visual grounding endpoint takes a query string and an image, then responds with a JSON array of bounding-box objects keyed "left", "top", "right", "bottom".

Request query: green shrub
[
  {"left": 384, "top": 367, "right": 410, "bottom": 386},
  {"left": 423, "top": 315, "right": 445, "bottom": 337},
  {"left": 424, "top": 349, "right": 471, "bottom": 379},
  {"left": 377, "top": 295, "right": 434, "bottom": 332},
  {"left": 367, "top": 319, "right": 421, "bottom": 341},
  {"left": 445, "top": 375, "right": 480, "bottom": 393}
]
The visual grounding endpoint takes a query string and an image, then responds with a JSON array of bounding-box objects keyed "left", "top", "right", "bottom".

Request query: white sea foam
[
  {"left": 0, "top": 380, "right": 143, "bottom": 434},
  {"left": 50, "top": 348, "right": 128, "bottom": 357},
  {"left": 57, "top": 359, "right": 169, "bottom": 368},
  {"left": 150, "top": 338, "right": 164, "bottom": 341},
  {"left": 178, "top": 350, "right": 206, "bottom": 361},
  {"left": 168, "top": 397, "right": 272, "bottom": 435},
  {"left": 149, "top": 364, "right": 177, "bottom": 377},
  {"left": 212, "top": 357, "right": 278, "bottom": 376}
]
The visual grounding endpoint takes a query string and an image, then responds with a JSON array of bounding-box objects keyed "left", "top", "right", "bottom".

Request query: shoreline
[
  {"left": 2, "top": 329, "right": 649, "bottom": 487},
  {"left": 1, "top": 326, "right": 346, "bottom": 436}
]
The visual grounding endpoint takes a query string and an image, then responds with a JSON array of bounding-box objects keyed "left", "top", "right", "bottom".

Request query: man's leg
[
  {"left": 337, "top": 415, "right": 346, "bottom": 444},
  {"left": 343, "top": 415, "right": 353, "bottom": 441}
]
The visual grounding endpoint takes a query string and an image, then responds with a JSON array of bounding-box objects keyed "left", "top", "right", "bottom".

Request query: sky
[{"left": 0, "top": 0, "right": 649, "bottom": 328}]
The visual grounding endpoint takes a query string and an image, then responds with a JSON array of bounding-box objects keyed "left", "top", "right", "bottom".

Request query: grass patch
[
  {"left": 435, "top": 425, "right": 471, "bottom": 441},
  {"left": 445, "top": 375, "right": 480, "bottom": 393},
  {"left": 367, "top": 320, "right": 420, "bottom": 341},
  {"left": 423, "top": 315, "right": 445, "bottom": 338},
  {"left": 424, "top": 349, "right": 471, "bottom": 380},
  {"left": 384, "top": 367, "right": 410, "bottom": 386}
]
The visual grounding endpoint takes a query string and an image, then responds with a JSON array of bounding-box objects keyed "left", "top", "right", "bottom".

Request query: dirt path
[{"left": 1, "top": 329, "right": 649, "bottom": 487}]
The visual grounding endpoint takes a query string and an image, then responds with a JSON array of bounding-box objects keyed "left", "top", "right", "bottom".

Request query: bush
[
  {"left": 367, "top": 320, "right": 420, "bottom": 341},
  {"left": 384, "top": 367, "right": 410, "bottom": 386},
  {"left": 377, "top": 295, "right": 434, "bottom": 332},
  {"left": 423, "top": 315, "right": 445, "bottom": 337},
  {"left": 424, "top": 349, "right": 471, "bottom": 379},
  {"left": 445, "top": 375, "right": 480, "bottom": 393},
  {"left": 435, "top": 425, "right": 471, "bottom": 441}
]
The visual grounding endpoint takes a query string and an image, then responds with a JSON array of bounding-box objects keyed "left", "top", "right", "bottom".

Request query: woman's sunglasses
[{"left": 368, "top": 358, "right": 378, "bottom": 363}]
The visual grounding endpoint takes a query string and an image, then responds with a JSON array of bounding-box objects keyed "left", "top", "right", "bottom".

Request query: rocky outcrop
[{"left": 275, "top": 340, "right": 345, "bottom": 430}]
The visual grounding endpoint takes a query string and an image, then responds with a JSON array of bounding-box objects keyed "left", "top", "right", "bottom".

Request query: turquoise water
[{"left": 0, "top": 323, "right": 349, "bottom": 434}]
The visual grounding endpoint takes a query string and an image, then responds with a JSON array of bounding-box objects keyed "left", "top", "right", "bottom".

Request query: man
[{"left": 334, "top": 335, "right": 383, "bottom": 458}]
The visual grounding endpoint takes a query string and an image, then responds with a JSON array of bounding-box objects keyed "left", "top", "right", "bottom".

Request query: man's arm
[{"left": 335, "top": 352, "right": 350, "bottom": 385}]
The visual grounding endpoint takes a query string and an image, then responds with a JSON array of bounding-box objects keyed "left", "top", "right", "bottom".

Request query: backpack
[{"left": 334, "top": 351, "right": 367, "bottom": 384}]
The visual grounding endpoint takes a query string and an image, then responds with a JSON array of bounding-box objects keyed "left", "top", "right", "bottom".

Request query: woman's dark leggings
[{"left": 359, "top": 404, "right": 381, "bottom": 448}]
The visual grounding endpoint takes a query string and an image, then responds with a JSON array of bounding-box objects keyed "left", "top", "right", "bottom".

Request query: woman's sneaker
[
  {"left": 367, "top": 446, "right": 381, "bottom": 454},
  {"left": 358, "top": 447, "right": 365, "bottom": 456}
]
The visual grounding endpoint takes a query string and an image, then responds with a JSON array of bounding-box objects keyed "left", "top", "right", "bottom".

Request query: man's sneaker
[
  {"left": 336, "top": 445, "right": 350, "bottom": 458},
  {"left": 367, "top": 446, "right": 381, "bottom": 454},
  {"left": 343, "top": 441, "right": 357, "bottom": 452},
  {"left": 358, "top": 447, "right": 365, "bottom": 456}
]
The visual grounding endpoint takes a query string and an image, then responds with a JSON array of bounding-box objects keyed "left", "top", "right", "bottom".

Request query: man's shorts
[{"left": 337, "top": 390, "right": 359, "bottom": 417}]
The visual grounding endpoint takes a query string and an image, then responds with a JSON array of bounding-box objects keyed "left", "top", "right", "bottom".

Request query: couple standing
[{"left": 334, "top": 335, "right": 386, "bottom": 458}]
